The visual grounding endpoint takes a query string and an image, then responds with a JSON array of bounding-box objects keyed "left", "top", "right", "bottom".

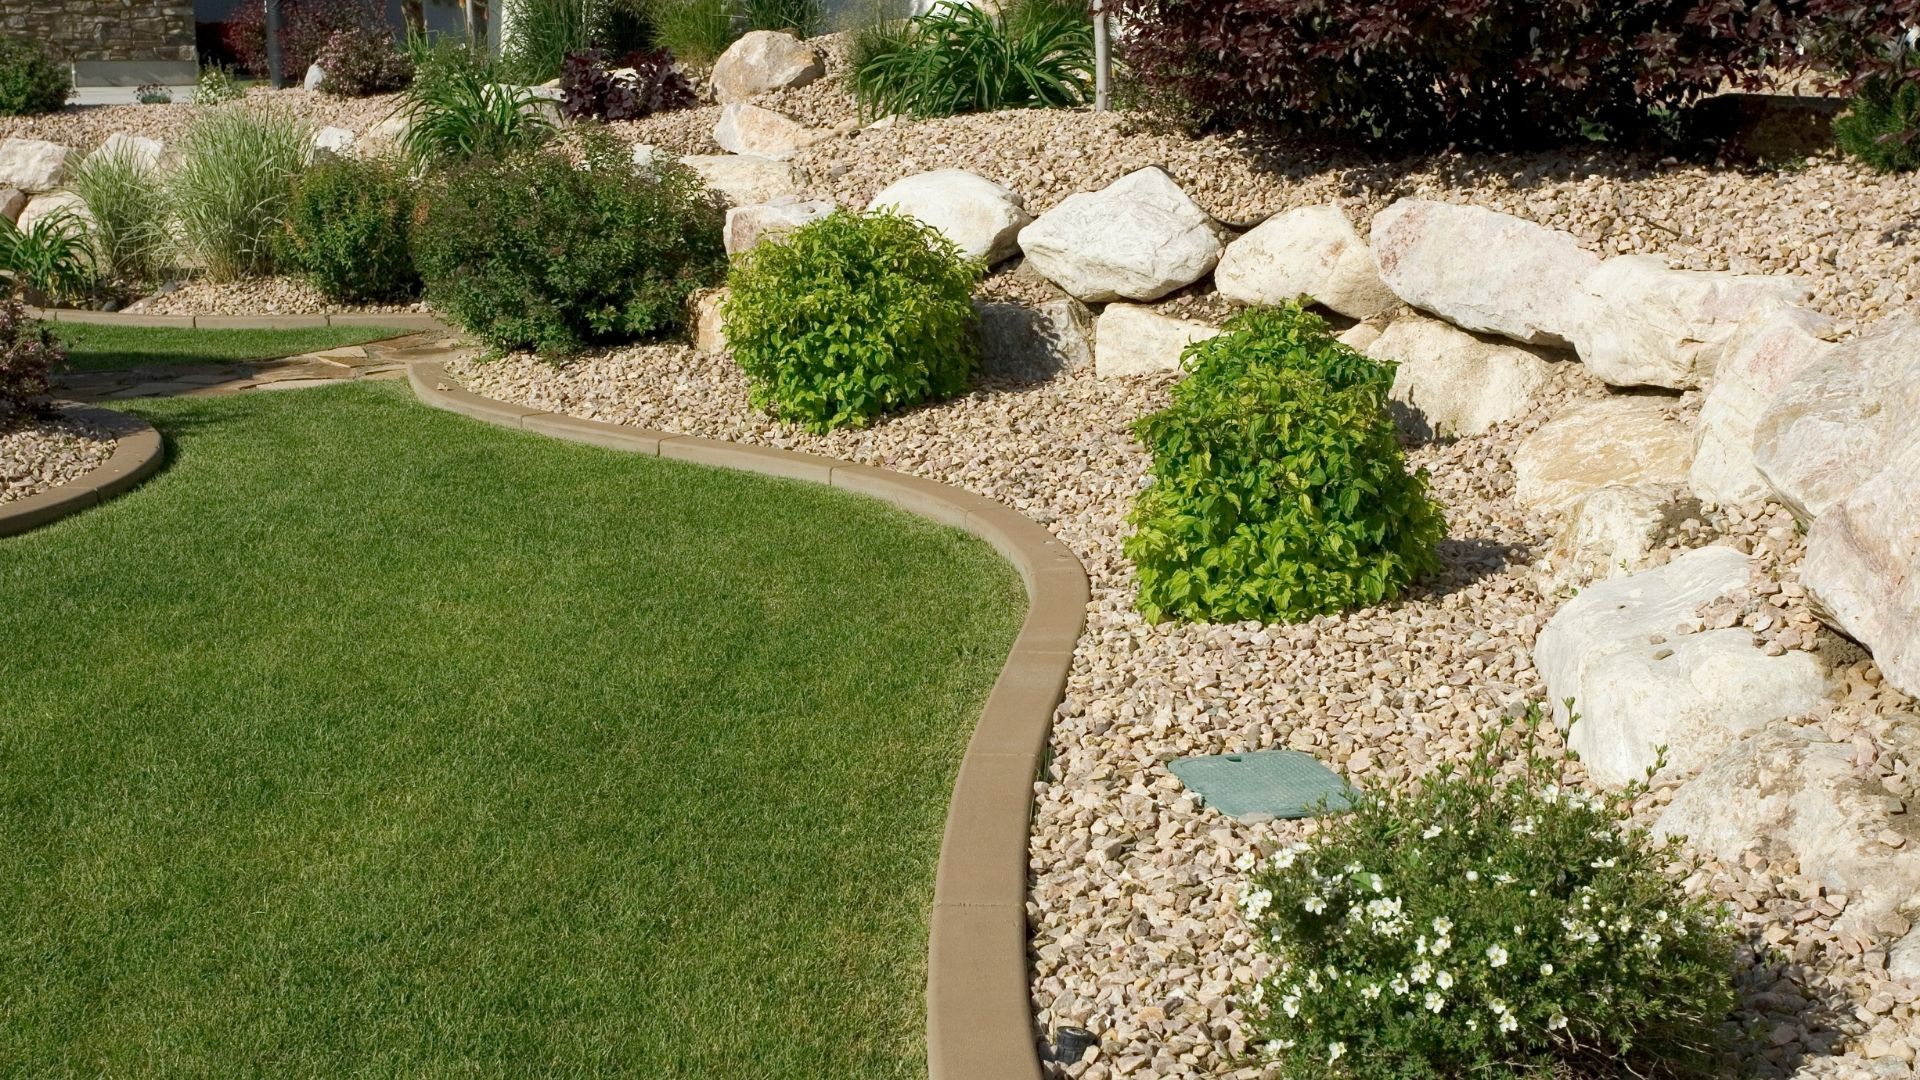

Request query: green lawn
[
  {"left": 52, "top": 322, "right": 409, "bottom": 371},
  {"left": 0, "top": 383, "right": 1025, "bottom": 1078}
]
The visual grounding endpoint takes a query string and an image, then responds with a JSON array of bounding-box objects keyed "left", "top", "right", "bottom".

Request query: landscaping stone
[
  {"left": 99, "top": 132, "right": 163, "bottom": 170},
  {"left": 711, "top": 30, "right": 826, "bottom": 104},
  {"left": 0, "top": 187, "right": 24, "bottom": 224},
  {"left": 15, "top": 190, "right": 90, "bottom": 234},
  {"left": 303, "top": 63, "right": 326, "bottom": 91},
  {"left": 1213, "top": 204, "right": 1395, "bottom": 319},
  {"left": 1534, "top": 546, "right": 1833, "bottom": 786},
  {"left": 1570, "top": 255, "right": 1810, "bottom": 389},
  {"left": 1511, "top": 396, "right": 1694, "bottom": 519},
  {"left": 1537, "top": 483, "right": 1698, "bottom": 595},
  {"left": 1016, "top": 167, "right": 1223, "bottom": 303},
  {"left": 1690, "top": 304, "right": 1839, "bottom": 506},
  {"left": 0, "top": 137, "right": 73, "bottom": 193},
  {"left": 1093, "top": 303, "right": 1219, "bottom": 378},
  {"left": 713, "top": 103, "right": 828, "bottom": 161},
  {"left": 680, "top": 154, "right": 803, "bottom": 206},
  {"left": 1370, "top": 198, "right": 1598, "bottom": 347},
  {"left": 1363, "top": 313, "right": 1555, "bottom": 439},
  {"left": 356, "top": 114, "right": 410, "bottom": 154},
  {"left": 976, "top": 299, "right": 1093, "bottom": 381},
  {"left": 0, "top": 413, "right": 118, "bottom": 505},
  {"left": 723, "top": 196, "right": 835, "bottom": 256},
  {"left": 1752, "top": 315, "right": 1920, "bottom": 522},
  {"left": 1335, "top": 320, "right": 1384, "bottom": 352},
  {"left": 1802, "top": 438, "right": 1920, "bottom": 700},
  {"left": 692, "top": 288, "right": 729, "bottom": 354},
  {"left": 311, "top": 126, "right": 356, "bottom": 158},
  {"left": 868, "top": 169, "right": 1030, "bottom": 265}
]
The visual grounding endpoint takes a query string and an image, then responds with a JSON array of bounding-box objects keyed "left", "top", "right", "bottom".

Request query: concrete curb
[
  {"left": 406, "top": 361, "right": 1082, "bottom": 1080},
  {"left": 27, "top": 306, "right": 449, "bottom": 332},
  {"left": 0, "top": 403, "right": 165, "bottom": 537}
]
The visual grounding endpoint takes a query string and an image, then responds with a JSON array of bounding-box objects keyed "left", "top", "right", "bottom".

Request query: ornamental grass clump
[
  {"left": 849, "top": 0, "right": 1093, "bottom": 120},
  {"left": 1240, "top": 709, "right": 1740, "bottom": 1079},
  {"left": 69, "top": 141, "right": 170, "bottom": 290},
  {"left": 723, "top": 209, "right": 983, "bottom": 433},
  {"left": 1125, "top": 304, "right": 1444, "bottom": 624},
  {"left": 169, "top": 106, "right": 310, "bottom": 280}
]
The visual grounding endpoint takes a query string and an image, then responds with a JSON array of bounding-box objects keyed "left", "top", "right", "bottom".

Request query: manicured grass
[
  {"left": 0, "top": 383, "right": 1025, "bottom": 1078},
  {"left": 51, "top": 322, "right": 410, "bottom": 372}
]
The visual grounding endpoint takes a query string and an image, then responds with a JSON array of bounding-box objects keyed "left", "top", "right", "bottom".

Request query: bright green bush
[
  {"left": 0, "top": 35, "right": 72, "bottom": 116},
  {"left": 278, "top": 155, "right": 419, "bottom": 303},
  {"left": 168, "top": 106, "right": 310, "bottom": 280},
  {"left": 1240, "top": 709, "right": 1739, "bottom": 1078},
  {"left": 1125, "top": 304, "right": 1444, "bottom": 624},
  {"left": 69, "top": 142, "right": 170, "bottom": 290},
  {"left": 1835, "top": 77, "right": 1920, "bottom": 173},
  {"left": 724, "top": 209, "right": 982, "bottom": 433},
  {"left": 412, "top": 135, "right": 725, "bottom": 356},
  {"left": 849, "top": 0, "right": 1092, "bottom": 120}
]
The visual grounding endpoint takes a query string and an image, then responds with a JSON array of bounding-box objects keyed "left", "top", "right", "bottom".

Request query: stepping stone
[{"left": 1169, "top": 750, "right": 1353, "bottom": 822}]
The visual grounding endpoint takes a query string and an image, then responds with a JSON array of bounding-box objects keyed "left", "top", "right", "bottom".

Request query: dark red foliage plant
[
  {"left": 224, "top": 0, "right": 384, "bottom": 81},
  {"left": 558, "top": 47, "right": 697, "bottom": 122},
  {"left": 0, "top": 295, "right": 62, "bottom": 425}
]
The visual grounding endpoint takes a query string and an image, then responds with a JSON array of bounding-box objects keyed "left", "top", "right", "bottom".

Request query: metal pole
[
  {"left": 1092, "top": 0, "right": 1111, "bottom": 112},
  {"left": 263, "top": 0, "right": 284, "bottom": 88}
]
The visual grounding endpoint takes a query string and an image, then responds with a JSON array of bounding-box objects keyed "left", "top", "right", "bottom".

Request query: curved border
[
  {"left": 26, "top": 306, "right": 448, "bottom": 332},
  {"left": 406, "top": 361, "right": 1083, "bottom": 1080},
  {"left": 0, "top": 403, "right": 166, "bottom": 537}
]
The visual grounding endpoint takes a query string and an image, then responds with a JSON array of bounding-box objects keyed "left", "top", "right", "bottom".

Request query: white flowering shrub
[{"left": 1240, "top": 708, "right": 1738, "bottom": 1078}]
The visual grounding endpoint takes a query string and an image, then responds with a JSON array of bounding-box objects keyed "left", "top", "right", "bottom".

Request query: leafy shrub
[
  {"left": 69, "top": 142, "right": 170, "bottom": 290},
  {"left": 194, "top": 64, "right": 247, "bottom": 107},
  {"left": 1240, "top": 709, "right": 1739, "bottom": 1078},
  {"left": 0, "top": 210, "right": 98, "bottom": 305},
  {"left": 724, "top": 209, "right": 982, "bottom": 433},
  {"left": 850, "top": 0, "right": 1092, "bottom": 120},
  {"left": 501, "top": 0, "right": 599, "bottom": 82},
  {"left": 0, "top": 34, "right": 72, "bottom": 116},
  {"left": 412, "top": 134, "right": 726, "bottom": 355},
  {"left": 0, "top": 296, "right": 62, "bottom": 425},
  {"left": 559, "top": 47, "right": 697, "bottom": 121},
  {"left": 278, "top": 156, "right": 419, "bottom": 303},
  {"left": 168, "top": 106, "right": 310, "bottom": 280},
  {"left": 400, "top": 60, "right": 555, "bottom": 169},
  {"left": 647, "top": 0, "right": 740, "bottom": 63},
  {"left": 226, "top": 0, "right": 385, "bottom": 80},
  {"left": 1109, "top": 0, "right": 1790, "bottom": 149},
  {"left": 1836, "top": 76, "right": 1920, "bottom": 172},
  {"left": 1125, "top": 304, "right": 1444, "bottom": 624},
  {"left": 314, "top": 25, "right": 412, "bottom": 96}
]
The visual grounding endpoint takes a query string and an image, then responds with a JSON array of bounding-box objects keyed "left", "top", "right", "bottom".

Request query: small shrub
[
  {"left": 314, "top": 25, "right": 413, "bottom": 96},
  {"left": 849, "top": 0, "right": 1093, "bottom": 120},
  {"left": 1240, "top": 708, "right": 1740, "bottom": 1078},
  {"left": 559, "top": 47, "right": 696, "bottom": 121},
  {"left": 0, "top": 210, "right": 98, "bottom": 305},
  {"left": 724, "top": 209, "right": 983, "bottom": 433},
  {"left": 0, "top": 296, "right": 63, "bottom": 425},
  {"left": 501, "top": 0, "right": 599, "bottom": 83},
  {"left": 278, "top": 155, "right": 419, "bottom": 303},
  {"left": 400, "top": 60, "right": 555, "bottom": 169},
  {"left": 225, "top": 0, "right": 384, "bottom": 79},
  {"left": 0, "top": 35, "right": 72, "bottom": 116},
  {"left": 1836, "top": 76, "right": 1920, "bottom": 172},
  {"left": 1125, "top": 304, "right": 1444, "bottom": 624},
  {"left": 136, "top": 82, "right": 173, "bottom": 105},
  {"left": 69, "top": 142, "right": 170, "bottom": 290},
  {"left": 646, "top": 0, "right": 740, "bottom": 64},
  {"left": 194, "top": 64, "right": 247, "bottom": 107},
  {"left": 169, "top": 106, "right": 310, "bottom": 280},
  {"left": 412, "top": 134, "right": 726, "bottom": 356}
]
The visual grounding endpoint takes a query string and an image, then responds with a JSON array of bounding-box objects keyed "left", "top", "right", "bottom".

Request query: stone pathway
[{"left": 54, "top": 332, "right": 475, "bottom": 403}]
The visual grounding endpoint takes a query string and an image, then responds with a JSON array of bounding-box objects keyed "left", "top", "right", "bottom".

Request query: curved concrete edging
[
  {"left": 26, "top": 306, "right": 449, "bottom": 332},
  {"left": 405, "top": 361, "right": 1083, "bottom": 1080},
  {"left": 0, "top": 403, "right": 166, "bottom": 537}
]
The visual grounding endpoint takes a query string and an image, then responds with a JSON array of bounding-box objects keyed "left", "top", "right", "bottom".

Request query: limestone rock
[
  {"left": 357, "top": 114, "right": 410, "bottom": 153},
  {"left": 1752, "top": 315, "right": 1920, "bottom": 522},
  {"left": 713, "top": 103, "right": 829, "bottom": 161},
  {"left": 868, "top": 169, "right": 1030, "bottom": 265},
  {"left": 680, "top": 153, "right": 803, "bottom": 206},
  {"left": 1534, "top": 546, "right": 1833, "bottom": 786},
  {"left": 310, "top": 126, "right": 356, "bottom": 158},
  {"left": 1570, "top": 255, "right": 1810, "bottom": 389},
  {"left": 1538, "top": 483, "right": 1698, "bottom": 595},
  {"left": 1017, "top": 167, "right": 1222, "bottom": 303},
  {"left": 0, "top": 138, "right": 74, "bottom": 193},
  {"left": 1214, "top": 205, "right": 1395, "bottom": 319},
  {"left": 711, "top": 30, "right": 825, "bottom": 104},
  {"left": 1094, "top": 304, "right": 1220, "bottom": 378},
  {"left": 692, "top": 288, "right": 729, "bottom": 354},
  {"left": 98, "top": 132, "right": 164, "bottom": 171},
  {"left": 723, "top": 196, "right": 834, "bottom": 255},
  {"left": 1369, "top": 199, "right": 1598, "bottom": 347},
  {"left": 1511, "top": 397, "right": 1694, "bottom": 519},
  {"left": 303, "top": 63, "right": 326, "bottom": 91},
  {"left": 1802, "top": 438, "right": 1920, "bottom": 699},
  {"left": 1335, "top": 321, "right": 1384, "bottom": 353},
  {"left": 1690, "top": 304, "right": 1839, "bottom": 506},
  {"left": 976, "top": 299, "right": 1093, "bottom": 381},
  {"left": 1364, "top": 314, "right": 1555, "bottom": 439},
  {"left": 14, "top": 191, "right": 91, "bottom": 235},
  {"left": 0, "top": 187, "right": 24, "bottom": 224}
]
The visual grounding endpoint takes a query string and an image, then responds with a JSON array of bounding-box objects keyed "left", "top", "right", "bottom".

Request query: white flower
[
  {"left": 1273, "top": 847, "right": 1299, "bottom": 870},
  {"left": 1548, "top": 1012, "right": 1569, "bottom": 1031},
  {"left": 1251, "top": 982, "right": 1266, "bottom": 1006},
  {"left": 1241, "top": 887, "right": 1274, "bottom": 920},
  {"left": 1494, "top": 873, "right": 1515, "bottom": 886},
  {"left": 1235, "top": 850, "right": 1258, "bottom": 872},
  {"left": 1432, "top": 917, "right": 1453, "bottom": 935},
  {"left": 1390, "top": 975, "right": 1410, "bottom": 995},
  {"left": 1328, "top": 1042, "right": 1345, "bottom": 1064},
  {"left": 1540, "top": 962, "right": 1554, "bottom": 976},
  {"left": 1422, "top": 824, "right": 1443, "bottom": 839},
  {"left": 1590, "top": 856, "right": 1617, "bottom": 869},
  {"left": 1361, "top": 984, "right": 1381, "bottom": 1001},
  {"left": 1431, "top": 936, "right": 1451, "bottom": 955},
  {"left": 1369, "top": 873, "right": 1386, "bottom": 894},
  {"left": 1435, "top": 970, "right": 1454, "bottom": 990},
  {"left": 1498, "top": 1011, "right": 1518, "bottom": 1033},
  {"left": 1486, "top": 944, "right": 1509, "bottom": 968},
  {"left": 1282, "top": 994, "right": 1301, "bottom": 1018},
  {"left": 1511, "top": 817, "right": 1536, "bottom": 836},
  {"left": 1465, "top": 870, "right": 1479, "bottom": 882},
  {"left": 1423, "top": 991, "right": 1445, "bottom": 1013},
  {"left": 1411, "top": 961, "right": 1433, "bottom": 984},
  {"left": 1303, "top": 894, "right": 1327, "bottom": 915}
]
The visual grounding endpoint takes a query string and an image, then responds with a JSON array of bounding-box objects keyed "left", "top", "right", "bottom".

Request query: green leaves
[
  {"left": 169, "top": 106, "right": 311, "bottom": 282},
  {"left": 723, "top": 209, "right": 983, "bottom": 433},
  {"left": 1124, "top": 303, "right": 1444, "bottom": 625},
  {"left": 1835, "top": 75, "right": 1920, "bottom": 173},
  {"left": 279, "top": 155, "right": 421, "bottom": 304},
  {"left": 0, "top": 34, "right": 71, "bottom": 117},
  {"left": 400, "top": 58, "right": 556, "bottom": 172},
  {"left": 849, "top": 0, "right": 1094, "bottom": 121},
  {"left": 0, "top": 209, "right": 100, "bottom": 306}
]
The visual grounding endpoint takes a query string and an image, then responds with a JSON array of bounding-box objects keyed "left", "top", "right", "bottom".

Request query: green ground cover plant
[
  {"left": 724, "top": 209, "right": 982, "bottom": 432},
  {"left": 850, "top": 0, "right": 1092, "bottom": 119},
  {"left": 50, "top": 322, "right": 405, "bottom": 372},
  {"left": 278, "top": 155, "right": 420, "bottom": 303},
  {"left": 0, "top": 382, "right": 1022, "bottom": 1077}
]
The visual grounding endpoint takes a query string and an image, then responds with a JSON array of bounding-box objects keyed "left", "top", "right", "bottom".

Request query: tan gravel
[
  {"left": 0, "top": 412, "right": 118, "bottom": 504},
  {"left": 122, "top": 275, "right": 427, "bottom": 317},
  {"left": 0, "top": 87, "right": 407, "bottom": 153}
]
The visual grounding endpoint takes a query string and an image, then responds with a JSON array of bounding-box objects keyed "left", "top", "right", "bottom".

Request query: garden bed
[{"left": 0, "top": 410, "right": 115, "bottom": 503}]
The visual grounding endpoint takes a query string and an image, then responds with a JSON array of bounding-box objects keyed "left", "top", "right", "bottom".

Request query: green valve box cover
[{"left": 1168, "top": 750, "right": 1354, "bottom": 822}]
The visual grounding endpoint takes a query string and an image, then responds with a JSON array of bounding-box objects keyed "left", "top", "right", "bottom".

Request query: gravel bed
[
  {"left": 121, "top": 275, "right": 429, "bottom": 317},
  {"left": 0, "top": 413, "right": 118, "bottom": 504},
  {"left": 0, "top": 87, "right": 405, "bottom": 153},
  {"left": 452, "top": 335, "right": 1917, "bottom": 1078}
]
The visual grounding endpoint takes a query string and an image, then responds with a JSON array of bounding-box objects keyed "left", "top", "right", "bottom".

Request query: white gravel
[{"left": 0, "top": 413, "right": 118, "bottom": 504}]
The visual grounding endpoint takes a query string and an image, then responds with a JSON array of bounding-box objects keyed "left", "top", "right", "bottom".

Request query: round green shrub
[
  {"left": 1124, "top": 303, "right": 1444, "bottom": 624},
  {"left": 723, "top": 209, "right": 983, "bottom": 433},
  {"left": 278, "top": 155, "right": 419, "bottom": 304},
  {"left": 1835, "top": 76, "right": 1920, "bottom": 173},
  {"left": 412, "top": 135, "right": 725, "bottom": 356},
  {"left": 0, "top": 35, "right": 72, "bottom": 117},
  {"left": 1240, "top": 709, "right": 1740, "bottom": 1078}
]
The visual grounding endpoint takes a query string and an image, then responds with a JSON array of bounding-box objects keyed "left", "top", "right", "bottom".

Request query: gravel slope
[{"left": 1, "top": 414, "right": 118, "bottom": 504}]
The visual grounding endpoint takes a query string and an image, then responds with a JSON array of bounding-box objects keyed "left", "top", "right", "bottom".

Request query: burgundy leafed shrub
[
  {"left": 0, "top": 296, "right": 61, "bottom": 425},
  {"left": 1111, "top": 0, "right": 1800, "bottom": 148},
  {"left": 313, "top": 25, "right": 412, "bottom": 96},
  {"left": 224, "top": 0, "right": 383, "bottom": 80},
  {"left": 558, "top": 47, "right": 697, "bottom": 122}
]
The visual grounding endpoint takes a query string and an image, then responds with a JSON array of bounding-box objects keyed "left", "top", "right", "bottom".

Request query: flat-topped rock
[
  {"left": 724, "top": 197, "right": 835, "bottom": 255},
  {"left": 1511, "top": 396, "right": 1694, "bottom": 519},
  {"left": 1570, "top": 255, "right": 1810, "bottom": 389},
  {"left": 1538, "top": 483, "right": 1698, "bottom": 595},
  {"left": 1365, "top": 313, "right": 1555, "bottom": 439},
  {"left": 0, "top": 137, "right": 73, "bottom": 193},
  {"left": 1017, "top": 167, "right": 1222, "bottom": 303},
  {"left": 680, "top": 153, "right": 804, "bottom": 206},
  {"left": 713, "top": 103, "right": 829, "bottom": 161},
  {"left": 1093, "top": 303, "right": 1219, "bottom": 378},
  {"left": 1214, "top": 205, "right": 1395, "bottom": 319}
]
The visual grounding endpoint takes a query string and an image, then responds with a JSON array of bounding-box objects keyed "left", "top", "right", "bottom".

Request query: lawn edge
[
  {"left": 26, "top": 306, "right": 449, "bottom": 332},
  {"left": 406, "top": 360, "right": 1085, "bottom": 1080},
  {"left": 0, "top": 403, "right": 166, "bottom": 538}
]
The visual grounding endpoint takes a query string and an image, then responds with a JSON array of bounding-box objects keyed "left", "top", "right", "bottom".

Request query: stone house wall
[{"left": 3, "top": 0, "right": 195, "bottom": 65}]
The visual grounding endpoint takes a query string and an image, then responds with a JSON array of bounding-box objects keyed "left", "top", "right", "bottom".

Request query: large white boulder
[
  {"left": 1017, "top": 167, "right": 1222, "bottom": 303},
  {"left": 1213, "top": 205, "right": 1395, "bottom": 319},
  {"left": 1537, "top": 483, "right": 1698, "bottom": 595},
  {"left": 723, "top": 196, "right": 834, "bottom": 255},
  {"left": 1511, "top": 397, "right": 1694, "bottom": 519},
  {"left": 1801, "top": 438, "right": 1920, "bottom": 700},
  {"left": 868, "top": 169, "right": 1030, "bottom": 265},
  {"left": 712, "top": 103, "right": 828, "bottom": 161},
  {"left": 976, "top": 299, "right": 1093, "bottom": 381},
  {"left": 1364, "top": 314, "right": 1555, "bottom": 439},
  {"left": 14, "top": 191, "right": 91, "bottom": 235},
  {"left": 303, "top": 63, "right": 326, "bottom": 91},
  {"left": 356, "top": 114, "right": 411, "bottom": 154},
  {"left": 1093, "top": 303, "right": 1220, "bottom": 378},
  {"left": 310, "top": 126, "right": 357, "bottom": 159},
  {"left": 1690, "top": 304, "right": 1839, "bottom": 505},
  {"left": 0, "top": 138, "right": 74, "bottom": 193},
  {"left": 1369, "top": 199, "right": 1598, "bottom": 348},
  {"left": 1570, "top": 255, "right": 1810, "bottom": 389},
  {"left": 1752, "top": 315, "right": 1920, "bottom": 522},
  {"left": 1656, "top": 725, "right": 1920, "bottom": 936},
  {"left": 98, "top": 132, "right": 164, "bottom": 171},
  {"left": 1534, "top": 546, "right": 1833, "bottom": 786},
  {"left": 680, "top": 153, "right": 803, "bottom": 206},
  {"left": 711, "top": 30, "right": 825, "bottom": 104}
]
